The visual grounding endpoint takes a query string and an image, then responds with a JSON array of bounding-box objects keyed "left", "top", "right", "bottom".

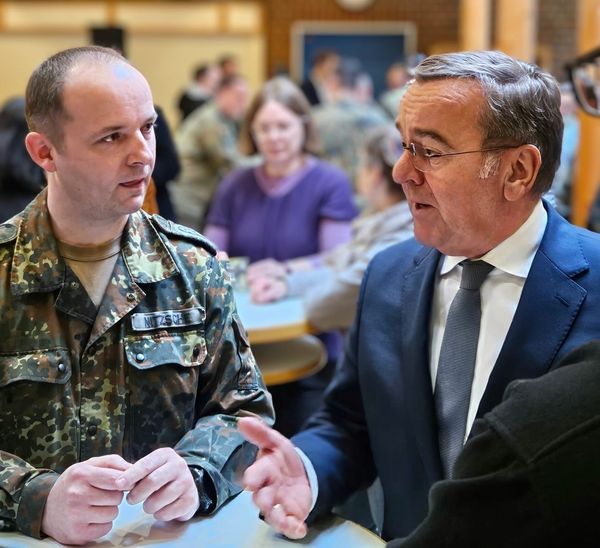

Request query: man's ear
[
  {"left": 24, "top": 132, "right": 57, "bottom": 172},
  {"left": 503, "top": 144, "right": 542, "bottom": 202}
]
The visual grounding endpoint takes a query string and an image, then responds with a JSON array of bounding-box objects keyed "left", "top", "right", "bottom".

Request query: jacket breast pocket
[
  {"left": 124, "top": 330, "right": 206, "bottom": 455},
  {"left": 0, "top": 348, "right": 77, "bottom": 467}
]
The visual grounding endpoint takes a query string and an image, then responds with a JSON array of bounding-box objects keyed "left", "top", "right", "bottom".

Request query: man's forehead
[
  {"left": 398, "top": 79, "right": 483, "bottom": 127},
  {"left": 68, "top": 59, "right": 147, "bottom": 87},
  {"left": 61, "top": 63, "right": 155, "bottom": 125}
]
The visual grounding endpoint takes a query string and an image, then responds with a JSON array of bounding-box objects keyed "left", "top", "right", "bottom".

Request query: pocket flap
[
  {"left": 0, "top": 347, "right": 71, "bottom": 387},
  {"left": 124, "top": 331, "right": 207, "bottom": 370}
]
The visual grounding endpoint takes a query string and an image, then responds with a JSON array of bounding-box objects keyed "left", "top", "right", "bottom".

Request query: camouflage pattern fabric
[
  {"left": 173, "top": 102, "right": 246, "bottom": 229},
  {"left": 0, "top": 189, "right": 274, "bottom": 538},
  {"left": 313, "top": 99, "right": 389, "bottom": 187}
]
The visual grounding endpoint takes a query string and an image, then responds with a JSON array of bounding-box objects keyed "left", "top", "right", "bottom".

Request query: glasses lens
[{"left": 410, "top": 143, "right": 431, "bottom": 172}]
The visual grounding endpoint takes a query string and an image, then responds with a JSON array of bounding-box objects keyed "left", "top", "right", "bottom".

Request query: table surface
[
  {"left": 0, "top": 490, "right": 384, "bottom": 547},
  {"left": 235, "top": 291, "right": 311, "bottom": 344}
]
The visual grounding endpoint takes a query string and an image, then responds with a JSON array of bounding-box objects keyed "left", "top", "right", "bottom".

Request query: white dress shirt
[{"left": 430, "top": 200, "right": 548, "bottom": 440}]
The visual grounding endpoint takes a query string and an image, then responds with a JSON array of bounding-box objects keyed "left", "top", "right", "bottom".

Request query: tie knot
[{"left": 459, "top": 260, "right": 494, "bottom": 290}]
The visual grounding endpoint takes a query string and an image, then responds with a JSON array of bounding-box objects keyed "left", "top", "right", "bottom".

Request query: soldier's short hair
[
  {"left": 240, "top": 76, "right": 321, "bottom": 156},
  {"left": 25, "top": 45, "right": 128, "bottom": 148}
]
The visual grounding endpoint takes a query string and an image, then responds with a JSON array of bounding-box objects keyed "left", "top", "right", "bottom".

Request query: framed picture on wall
[{"left": 290, "top": 21, "right": 417, "bottom": 99}]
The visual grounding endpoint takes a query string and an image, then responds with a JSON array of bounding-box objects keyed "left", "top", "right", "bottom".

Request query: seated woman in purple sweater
[{"left": 204, "top": 76, "right": 357, "bottom": 436}]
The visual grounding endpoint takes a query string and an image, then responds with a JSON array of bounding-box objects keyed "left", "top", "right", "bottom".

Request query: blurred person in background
[
  {"left": 551, "top": 81, "right": 580, "bottom": 220},
  {"left": 151, "top": 105, "right": 180, "bottom": 221},
  {"left": 247, "top": 124, "right": 413, "bottom": 332},
  {"left": 177, "top": 63, "right": 221, "bottom": 123},
  {"left": 300, "top": 49, "right": 340, "bottom": 106},
  {"left": 0, "top": 96, "right": 45, "bottom": 221},
  {"left": 204, "top": 76, "right": 357, "bottom": 437},
  {"left": 379, "top": 62, "right": 412, "bottom": 119},
  {"left": 218, "top": 53, "right": 239, "bottom": 80},
  {"left": 174, "top": 74, "right": 252, "bottom": 230},
  {"left": 313, "top": 57, "right": 389, "bottom": 187}
]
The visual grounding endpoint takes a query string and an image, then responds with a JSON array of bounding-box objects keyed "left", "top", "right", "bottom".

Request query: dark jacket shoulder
[{"left": 485, "top": 340, "right": 600, "bottom": 462}]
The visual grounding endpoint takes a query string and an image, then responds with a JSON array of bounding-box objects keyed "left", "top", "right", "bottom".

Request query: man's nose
[
  {"left": 393, "top": 150, "right": 423, "bottom": 186},
  {"left": 129, "top": 132, "right": 155, "bottom": 166}
]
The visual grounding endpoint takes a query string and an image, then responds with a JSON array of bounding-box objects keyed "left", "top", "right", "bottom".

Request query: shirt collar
[
  {"left": 440, "top": 200, "right": 548, "bottom": 278},
  {"left": 9, "top": 190, "right": 178, "bottom": 296}
]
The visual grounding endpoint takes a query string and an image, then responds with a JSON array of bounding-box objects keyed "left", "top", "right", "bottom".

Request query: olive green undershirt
[{"left": 57, "top": 235, "right": 122, "bottom": 307}]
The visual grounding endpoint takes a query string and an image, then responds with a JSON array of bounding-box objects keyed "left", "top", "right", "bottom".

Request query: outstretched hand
[{"left": 238, "top": 417, "right": 312, "bottom": 539}]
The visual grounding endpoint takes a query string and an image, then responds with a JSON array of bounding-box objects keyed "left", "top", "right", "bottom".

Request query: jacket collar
[{"left": 10, "top": 189, "right": 179, "bottom": 296}]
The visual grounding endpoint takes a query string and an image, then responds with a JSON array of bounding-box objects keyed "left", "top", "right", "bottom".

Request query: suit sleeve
[{"left": 292, "top": 263, "right": 377, "bottom": 520}]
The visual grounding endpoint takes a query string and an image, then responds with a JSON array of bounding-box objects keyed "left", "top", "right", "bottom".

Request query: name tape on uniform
[{"left": 131, "top": 307, "right": 205, "bottom": 331}]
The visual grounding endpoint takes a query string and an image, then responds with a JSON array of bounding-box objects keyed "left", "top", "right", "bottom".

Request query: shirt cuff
[
  {"left": 16, "top": 472, "right": 60, "bottom": 539},
  {"left": 295, "top": 448, "right": 318, "bottom": 512}
]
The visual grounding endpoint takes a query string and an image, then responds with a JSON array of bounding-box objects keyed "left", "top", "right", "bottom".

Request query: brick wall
[{"left": 260, "top": 0, "right": 576, "bottom": 80}]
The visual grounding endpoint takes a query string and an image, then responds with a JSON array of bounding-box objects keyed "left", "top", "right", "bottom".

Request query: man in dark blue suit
[{"left": 238, "top": 50, "right": 600, "bottom": 541}]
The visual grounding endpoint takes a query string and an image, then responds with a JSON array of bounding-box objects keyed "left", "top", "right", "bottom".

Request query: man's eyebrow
[
  {"left": 394, "top": 123, "right": 450, "bottom": 148},
  {"left": 92, "top": 114, "right": 157, "bottom": 138},
  {"left": 412, "top": 128, "right": 452, "bottom": 148},
  {"left": 93, "top": 124, "right": 124, "bottom": 138}
]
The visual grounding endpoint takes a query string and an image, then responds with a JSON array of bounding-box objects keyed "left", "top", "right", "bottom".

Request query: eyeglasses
[{"left": 402, "top": 141, "right": 522, "bottom": 172}]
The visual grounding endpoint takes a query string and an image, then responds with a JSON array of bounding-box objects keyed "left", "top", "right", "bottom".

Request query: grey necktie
[{"left": 435, "top": 260, "right": 494, "bottom": 478}]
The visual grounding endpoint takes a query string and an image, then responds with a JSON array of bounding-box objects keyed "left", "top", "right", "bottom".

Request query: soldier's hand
[
  {"left": 115, "top": 447, "right": 199, "bottom": 521},
  {"left": 249, "top": 275, "right": 287, "bottom": 303},
  {"left": 41, "top": 454, "right": 130, "bottom": 545},
  {"left": 238, "top": 417, "right": 311, "bottom": 539}
]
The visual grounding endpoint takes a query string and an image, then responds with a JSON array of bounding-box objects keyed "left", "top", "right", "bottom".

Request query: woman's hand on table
[
  {"left": 247, "top": 259, "right": 286, "bottom": 281},
  {"left": 238, "top": 417, "right": 311, "bottom": 539},
  {"left": 249, "top": 275, "right": 288, "bottom": 303}
]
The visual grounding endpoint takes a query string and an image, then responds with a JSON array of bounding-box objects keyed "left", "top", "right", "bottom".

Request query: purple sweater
[{"left": 205, "top": 159, "right": 357, "bottom": 263}]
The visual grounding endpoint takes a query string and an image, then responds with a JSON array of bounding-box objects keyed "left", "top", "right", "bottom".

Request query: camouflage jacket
[
  {"left": 313, "top": 99, "right": 389, "bottom": 187},
  {"left": 0, "top": 190, "right": 273, "bottom": 538}
]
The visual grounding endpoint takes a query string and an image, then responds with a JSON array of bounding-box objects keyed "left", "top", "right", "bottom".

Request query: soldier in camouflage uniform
[
  {"left": 0, "top": 46, "right": 273, "bottom": 545},
  {"left": 174, "top": 74, "right": 255, "bottom": 230},
  {"left": 313, "top": 58, "right": 389, "bottom": 188}
]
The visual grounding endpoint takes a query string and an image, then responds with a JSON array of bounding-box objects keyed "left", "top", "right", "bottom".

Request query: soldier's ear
[{"left": 25, "top": 132, "right": 57, "bottom": 172}]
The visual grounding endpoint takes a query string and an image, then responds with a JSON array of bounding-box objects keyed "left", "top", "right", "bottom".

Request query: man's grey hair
[
  {"left": 25, "top": 46, "right": 129, "bottom": 147},
  {"left": 413, "top": 50, "right": 563, "bottom": 194}
]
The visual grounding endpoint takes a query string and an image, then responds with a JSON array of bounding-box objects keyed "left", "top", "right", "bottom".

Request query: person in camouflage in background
[
  {"left": 174, "top": 74, "right": 255, "bottom": 230},
  {"left": 313, "top": 57, "right": 389, "bottom": 188},
  {"left": 0, "top": 45, "right": 273, "bottom": 546}
]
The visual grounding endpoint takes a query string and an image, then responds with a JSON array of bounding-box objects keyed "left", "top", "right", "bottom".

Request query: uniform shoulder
[{"left": 150, "top": 215, "right": 217, "bottom": 256}]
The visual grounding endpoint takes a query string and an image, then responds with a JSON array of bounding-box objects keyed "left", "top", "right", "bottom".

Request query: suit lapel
[
  {"left": 398, "top": 246, "right": 444, "bottom": 478},
  {"left": 477, "top": 206, "right": 589, "bottom": 417}
]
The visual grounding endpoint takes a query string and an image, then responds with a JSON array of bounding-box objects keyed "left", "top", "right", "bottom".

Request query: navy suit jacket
[{"left": 293, "top": 203, "right": 600, "bottom": 540}]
